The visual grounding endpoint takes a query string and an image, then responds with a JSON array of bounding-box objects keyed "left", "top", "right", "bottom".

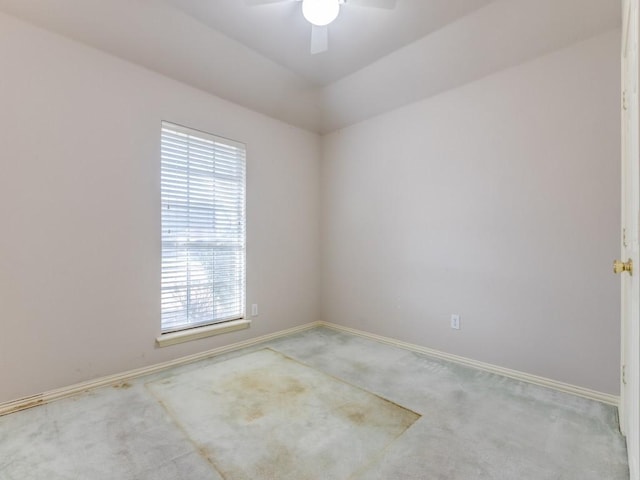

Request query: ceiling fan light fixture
[{"left": 302, "top": 0, "right": 340, "bottom": 26}]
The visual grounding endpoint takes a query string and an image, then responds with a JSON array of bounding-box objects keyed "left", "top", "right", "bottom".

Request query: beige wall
[
  {"left": 0, "top": 11, "right": 622, "bottom": 403},
  {"left": 321, "top": 31, "right": 621, "bottom": 395},
  {"left": 0, "top": 13, "right": 320, "bottom": 403}
]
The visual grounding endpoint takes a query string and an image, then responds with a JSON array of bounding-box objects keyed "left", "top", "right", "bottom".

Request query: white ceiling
[
  {"left": 165, "top": 0, "right": 493, "bottom": 86},
  {"left": 0, "top": 0, "right": 622, "bottom": 133}
]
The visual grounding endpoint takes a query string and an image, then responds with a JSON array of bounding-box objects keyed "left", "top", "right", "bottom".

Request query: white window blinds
[{"left": 160, "top": 122, "right": 246, "bottom": 333}]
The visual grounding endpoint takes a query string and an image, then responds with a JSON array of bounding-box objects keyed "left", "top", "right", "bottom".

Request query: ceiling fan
[{"left": 245, "top": 0, "right": 398, "bottom": 55}]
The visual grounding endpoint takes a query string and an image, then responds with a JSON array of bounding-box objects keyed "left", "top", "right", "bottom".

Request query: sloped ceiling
[{"left": 0, "top": 0, "right": 621, "bottom": 133}]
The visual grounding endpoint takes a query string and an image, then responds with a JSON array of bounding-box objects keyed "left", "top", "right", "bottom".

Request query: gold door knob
[{"left": 613, "top": 259, "right": 633, "bottom": 275}]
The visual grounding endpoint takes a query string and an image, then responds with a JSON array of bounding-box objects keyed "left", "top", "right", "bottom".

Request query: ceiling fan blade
[
  {"left": 346, "top": 0, "right": 397, "bottom": 9},
  {"left": 244, "top": 0, "right": 291, "bottom": 6},
  {"left": 310, "top": 25, "right": 328, "bottom": 55}
]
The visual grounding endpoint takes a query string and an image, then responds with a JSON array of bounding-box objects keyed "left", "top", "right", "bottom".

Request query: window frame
[{"left": 158, "top": 121, "right": 248, "bottom": 345}]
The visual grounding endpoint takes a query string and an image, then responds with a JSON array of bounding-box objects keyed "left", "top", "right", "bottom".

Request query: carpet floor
[{"left": 0, "top": 327, "right": 629, "bottom": 479}]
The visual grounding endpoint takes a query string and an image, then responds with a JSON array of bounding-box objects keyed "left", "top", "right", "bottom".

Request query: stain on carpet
[{"left": 146, "top": 348, "right": 420, "bottom": 480}]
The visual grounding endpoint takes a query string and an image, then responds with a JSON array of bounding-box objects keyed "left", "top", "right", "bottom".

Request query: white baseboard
[
  {"left": 0, "top": 321, "right": 322, "bottom": 417},
  {"left": 1, "top": 320, "right": 619, "bottom": 417},
  {"left": 319, "top": 322, "right": 620, "bottom": 406}
]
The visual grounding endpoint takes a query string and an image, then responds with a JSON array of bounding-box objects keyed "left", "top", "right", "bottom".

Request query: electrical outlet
[
  {"left": 251, "top": 304, "right": 259, "bottom": 317},
  {"left": 450, "top": 314, "right": 460, "bottom": 330}
]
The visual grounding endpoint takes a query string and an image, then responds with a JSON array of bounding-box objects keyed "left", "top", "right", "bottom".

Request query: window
[{"left": 160, "top": 122, "right": 246, "bottom": 334}]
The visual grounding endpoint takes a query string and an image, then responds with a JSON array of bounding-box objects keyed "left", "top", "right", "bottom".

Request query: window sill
[{"left": 156, "top": 319, "right": 251, "bottom": 348}]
